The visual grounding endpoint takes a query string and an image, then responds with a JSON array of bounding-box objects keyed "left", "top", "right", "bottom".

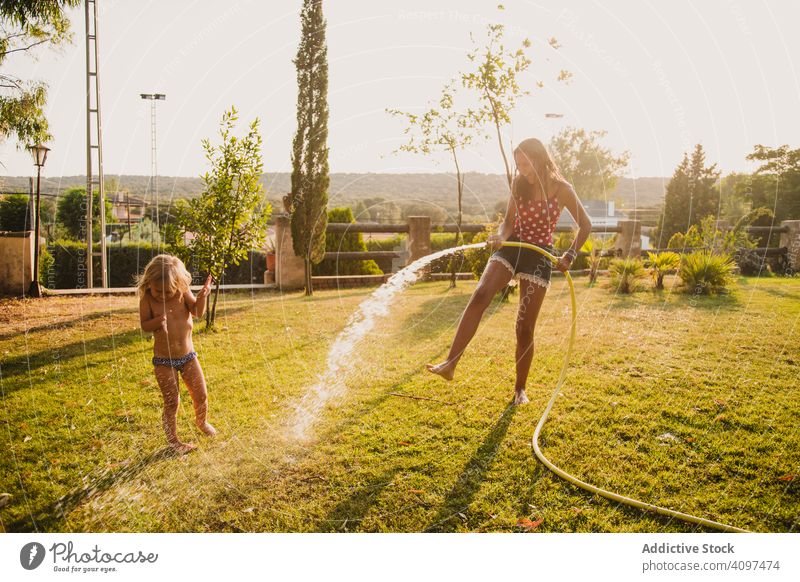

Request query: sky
[{"left": 2, "top": 0, "right": 799, "bottom": 180}]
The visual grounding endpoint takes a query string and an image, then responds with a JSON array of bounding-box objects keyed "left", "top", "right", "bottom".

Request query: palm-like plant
[
  {"left": 678, "top": 250, "right": 737, "bottom": 295},
  {"left": 609, "top": 257, "right": 648, "bottom": 293},
  {"left": 581, "top": 234, "right": 614, "bottom": 285},
  {"left": 645, "top": 251, "right": 681, "bottom": 289}
]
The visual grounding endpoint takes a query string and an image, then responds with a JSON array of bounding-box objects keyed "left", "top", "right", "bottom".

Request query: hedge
[
  {"left": 312, "top": 207, "right": 382, "bottom": 276},
  {"left": 46, "top": 241, "right": 267, "bottom": 289}
]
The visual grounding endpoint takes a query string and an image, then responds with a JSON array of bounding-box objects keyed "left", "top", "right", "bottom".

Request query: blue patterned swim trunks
[{"left": 152, "top": 351, "right": 197, "bottom": 371}]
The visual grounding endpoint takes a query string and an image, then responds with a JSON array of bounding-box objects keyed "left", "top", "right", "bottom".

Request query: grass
[{"left": 0, "top": 273, "right": 798, "bottom": 533}]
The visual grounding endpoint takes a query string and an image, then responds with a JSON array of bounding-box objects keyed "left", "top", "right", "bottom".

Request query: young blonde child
[{"left": 137, "top": 254, "right": 216, "bottom": 454}]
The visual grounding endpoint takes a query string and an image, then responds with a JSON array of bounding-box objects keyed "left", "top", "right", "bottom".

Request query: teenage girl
[{"left": 426, "top": 137, "right": 593, "bottom": 404}]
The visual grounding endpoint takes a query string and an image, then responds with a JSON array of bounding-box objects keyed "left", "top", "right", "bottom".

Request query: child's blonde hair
[{"left": 137, "top": 254, "right": 192, "bottom": 298}]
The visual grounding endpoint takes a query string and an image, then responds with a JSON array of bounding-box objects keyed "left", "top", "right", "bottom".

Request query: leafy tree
[
  {"left": 461, "top": 5, "right": 570, "bottom": 190},
  {"left": 719, "top": 172, "right": 753, "bottom": 220},
  {"left": 388, "top": 81, "right": 482, "bottom": 288},
  {"left": 352, "top": 200, "right": 369, "bottom": 221},
  {"left": 55, "top": 186, "right": 112, "bottom": 241},
  {"left": 0, "top": 0, "right": 80, "bottom": 148},
  {"left": 181, "top": 107, "right": 271, "bottom": 328},
  {"left": 548, "top": 127, "right": 629, "bottom": 200},
  {"left": 289, "top": 0, "right": 329, "bottom": 296},
  {"left": 746, "top": 144, "right": 800, "bottom": 222},
  {"left": 655, "top": 144, "right": 720, "bottom": 247},
  {"left": 399, "top": 202, "right": 446, "bottom": 223}
]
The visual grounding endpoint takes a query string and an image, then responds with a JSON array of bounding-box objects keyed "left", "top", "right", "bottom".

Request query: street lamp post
[
  {"left": 27, "top": 143, "right": 50, "bottom": 298},
  {"left": 141, "top": 93, "right": 165, "bottom": 233}
]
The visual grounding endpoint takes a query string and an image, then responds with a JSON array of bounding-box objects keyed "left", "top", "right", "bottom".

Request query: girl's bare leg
[
  {"left": 513, "top": 278, "right": 548, "bottom": 404},
  {"left": 154, "top": 366, "right": 197, "bottom": 453},
  {"left": 180, "top": 358, "right": 217, "bottom": 437},
  {"left": 426, "top": 260, "right": 514, "bottom": 380}
]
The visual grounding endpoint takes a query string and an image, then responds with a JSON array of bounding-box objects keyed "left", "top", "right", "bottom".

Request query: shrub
[
  {"left": 219, "top": 250, "right": 267, "bottom": 284},
  {"left": 0, "top": 194, "right": 30, "bottom": 231},
  {"left": 39, "top": 245, "right": 54, "bottom": 287},
  {"left": 47, "top": 241, "right": 266, "bottom": 289},
  {"left": 312, "top": 207, "right": 382, "bottom": 276},
  {"left": 48, "top": 241, "right": 163, "bottom": 289},
  {"left": 463, "top": 224, "right": 495, "bottom": 279},
  {"left": 609, "top": 257, "right": 649, "bottom": 293},
  {"left": 365, "top": 234, "right": 406, "bottom": 273},
  {"left": 644, "top": 251, "right": 681, "bottom": 289},
  {"left": 678, "top": 250, "right": 737, "bottom": 294}
]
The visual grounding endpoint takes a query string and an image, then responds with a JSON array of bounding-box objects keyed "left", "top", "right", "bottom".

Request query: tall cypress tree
[
  {"left": 656, "top": 144, "right": 720, "bottom": 247},
  {"left": 290, "top": 0, "right": 329, "bottom": 296}
]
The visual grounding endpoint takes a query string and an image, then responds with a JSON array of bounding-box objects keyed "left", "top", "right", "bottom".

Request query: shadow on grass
[
  {"left": 0, "top": 305, "right": 258, "bottom": 388},
  {"left": 758, "top": 284, "right": 800, "bottom": 302},
  {"left": 397, "top": 294, "right": 468, "bottom": 342},
  {"left": 0, "top": 308, "right": 134, "bottom": 341},
  {"left": 610, "top": 287, "right": 743, "bottom": 312},
  {"left": 424, "top": 403, "right": 517, "bottom": 532},
  {"left": 6, "top": 446, "right": 180, "bottom": 532},
  {"left": 301, "top": 348, "right": 459, "bottom": 531},
  {"left": 395, "top": 287, "right": 518, "bottom": 344},
  {"left": 0, "top": 328, "right": 147, "bottom": 386},
  {"left": 317, "top": 467, "right": 405, "bottom": 532}
]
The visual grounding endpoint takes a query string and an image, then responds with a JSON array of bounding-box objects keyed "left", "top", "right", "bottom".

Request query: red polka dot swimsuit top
[{"left": 513, "top": 193, "right": 561, "bottom": 246}]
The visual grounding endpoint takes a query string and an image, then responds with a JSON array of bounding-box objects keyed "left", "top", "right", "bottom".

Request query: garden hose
[{"left": 499, "top": 240, "right": 748, "bottom": 533}]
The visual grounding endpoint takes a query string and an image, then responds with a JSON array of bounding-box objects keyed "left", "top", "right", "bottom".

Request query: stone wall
[{"left": 0, "top": 231, "right": 35, "bottom": 296}]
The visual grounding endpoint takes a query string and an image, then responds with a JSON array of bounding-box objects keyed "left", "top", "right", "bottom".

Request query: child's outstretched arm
[
  {"left": 185, "top": 275, "right": 213, "bottom": 318},
  {"left": 139, "top": 295, "right": 166, "bottom": 333}
]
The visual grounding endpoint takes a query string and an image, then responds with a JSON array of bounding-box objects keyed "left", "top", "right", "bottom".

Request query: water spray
[{"left": 501, "top": 240, "right": 748, "bottom": 533}]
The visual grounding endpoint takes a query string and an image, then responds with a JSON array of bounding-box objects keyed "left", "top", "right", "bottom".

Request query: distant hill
[{"left": 1, "top": 173, "right": 667, "bottom": 216}]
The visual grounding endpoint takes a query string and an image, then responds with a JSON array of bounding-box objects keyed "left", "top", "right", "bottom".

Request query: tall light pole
[
  {"left": 141, "top": 93, "right": 165, "bottom": 235},
  {"left": 27, "top": 143, "right": 50, "bottom": 298}
]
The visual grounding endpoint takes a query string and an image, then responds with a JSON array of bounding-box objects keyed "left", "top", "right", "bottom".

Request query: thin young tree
[
  {"left": 461, "top": 6, "right": 571, "bottom": 192},
  {"left": 290, "top": 0, "right": 329, "bottom": 297},
  {"left": 182, "top": 106, "right": 271, "bottom": 328},
  {"left": 548, "top": 127, "right": 630, "bottom": 200},
  {"left": 388, "top": 81, "right": 482, "bottom": 288}
]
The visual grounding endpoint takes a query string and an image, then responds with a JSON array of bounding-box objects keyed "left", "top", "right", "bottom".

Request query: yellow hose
[{"left": 500, "top": 240, "right": 748, "bottom": 533}]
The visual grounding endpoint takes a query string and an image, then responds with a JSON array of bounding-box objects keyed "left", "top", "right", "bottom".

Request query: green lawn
[{"left": 1, "top": 274, "right": 798, "bottom": 532}]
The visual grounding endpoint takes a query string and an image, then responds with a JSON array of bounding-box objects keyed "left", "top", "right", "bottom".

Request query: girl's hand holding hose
[{"left": 487, "top": 234, "right": 505, "bottom": 251}]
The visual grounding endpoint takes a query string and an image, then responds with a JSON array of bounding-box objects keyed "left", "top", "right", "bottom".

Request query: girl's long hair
[
  {"left": 136, "top": 254, "right": 192, "bottom": 298},
  {"left": 511, "top": 138, "right": 565, "bottom": 203}
]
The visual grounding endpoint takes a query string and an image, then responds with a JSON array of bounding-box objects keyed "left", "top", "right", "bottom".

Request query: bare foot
[
  {"left": 170, "top": 441, "right": 198, "bottom": 455},
  {"left": 513, "top": 390, "right": 530, "bottom": 405},
  {"left": 197, "top": 422, "right": 217, "bottom": 437},
  {"left": 426, "top": 360, "right": 456, "bottom": 381}
]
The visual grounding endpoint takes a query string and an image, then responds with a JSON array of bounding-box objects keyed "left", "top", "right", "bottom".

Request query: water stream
[{"left": 290, "top": 242, "right": 485, "bottom": 439}]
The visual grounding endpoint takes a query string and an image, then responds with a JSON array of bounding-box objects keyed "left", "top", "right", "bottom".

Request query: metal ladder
[{"left": 85, "top": 0, "right": 107, "bottom": 288}]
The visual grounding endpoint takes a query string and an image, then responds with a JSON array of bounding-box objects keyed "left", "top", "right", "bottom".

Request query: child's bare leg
[
  {"left": 180, "top": 358, "right": 216, "bottom": 437},
  {"left": 513, "top": 279, "right": 547, "bottom": 404},
  {"left": 154, "top": 365, "right": 197, "bottom": 453},
  {"left": 427, "top": 260, "right": 513, "bottom": 381}
]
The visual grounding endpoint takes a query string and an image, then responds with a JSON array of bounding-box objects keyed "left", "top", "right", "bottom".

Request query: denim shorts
[{"left": 487, "top": 237, "right": 556, "bottom": 289}]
